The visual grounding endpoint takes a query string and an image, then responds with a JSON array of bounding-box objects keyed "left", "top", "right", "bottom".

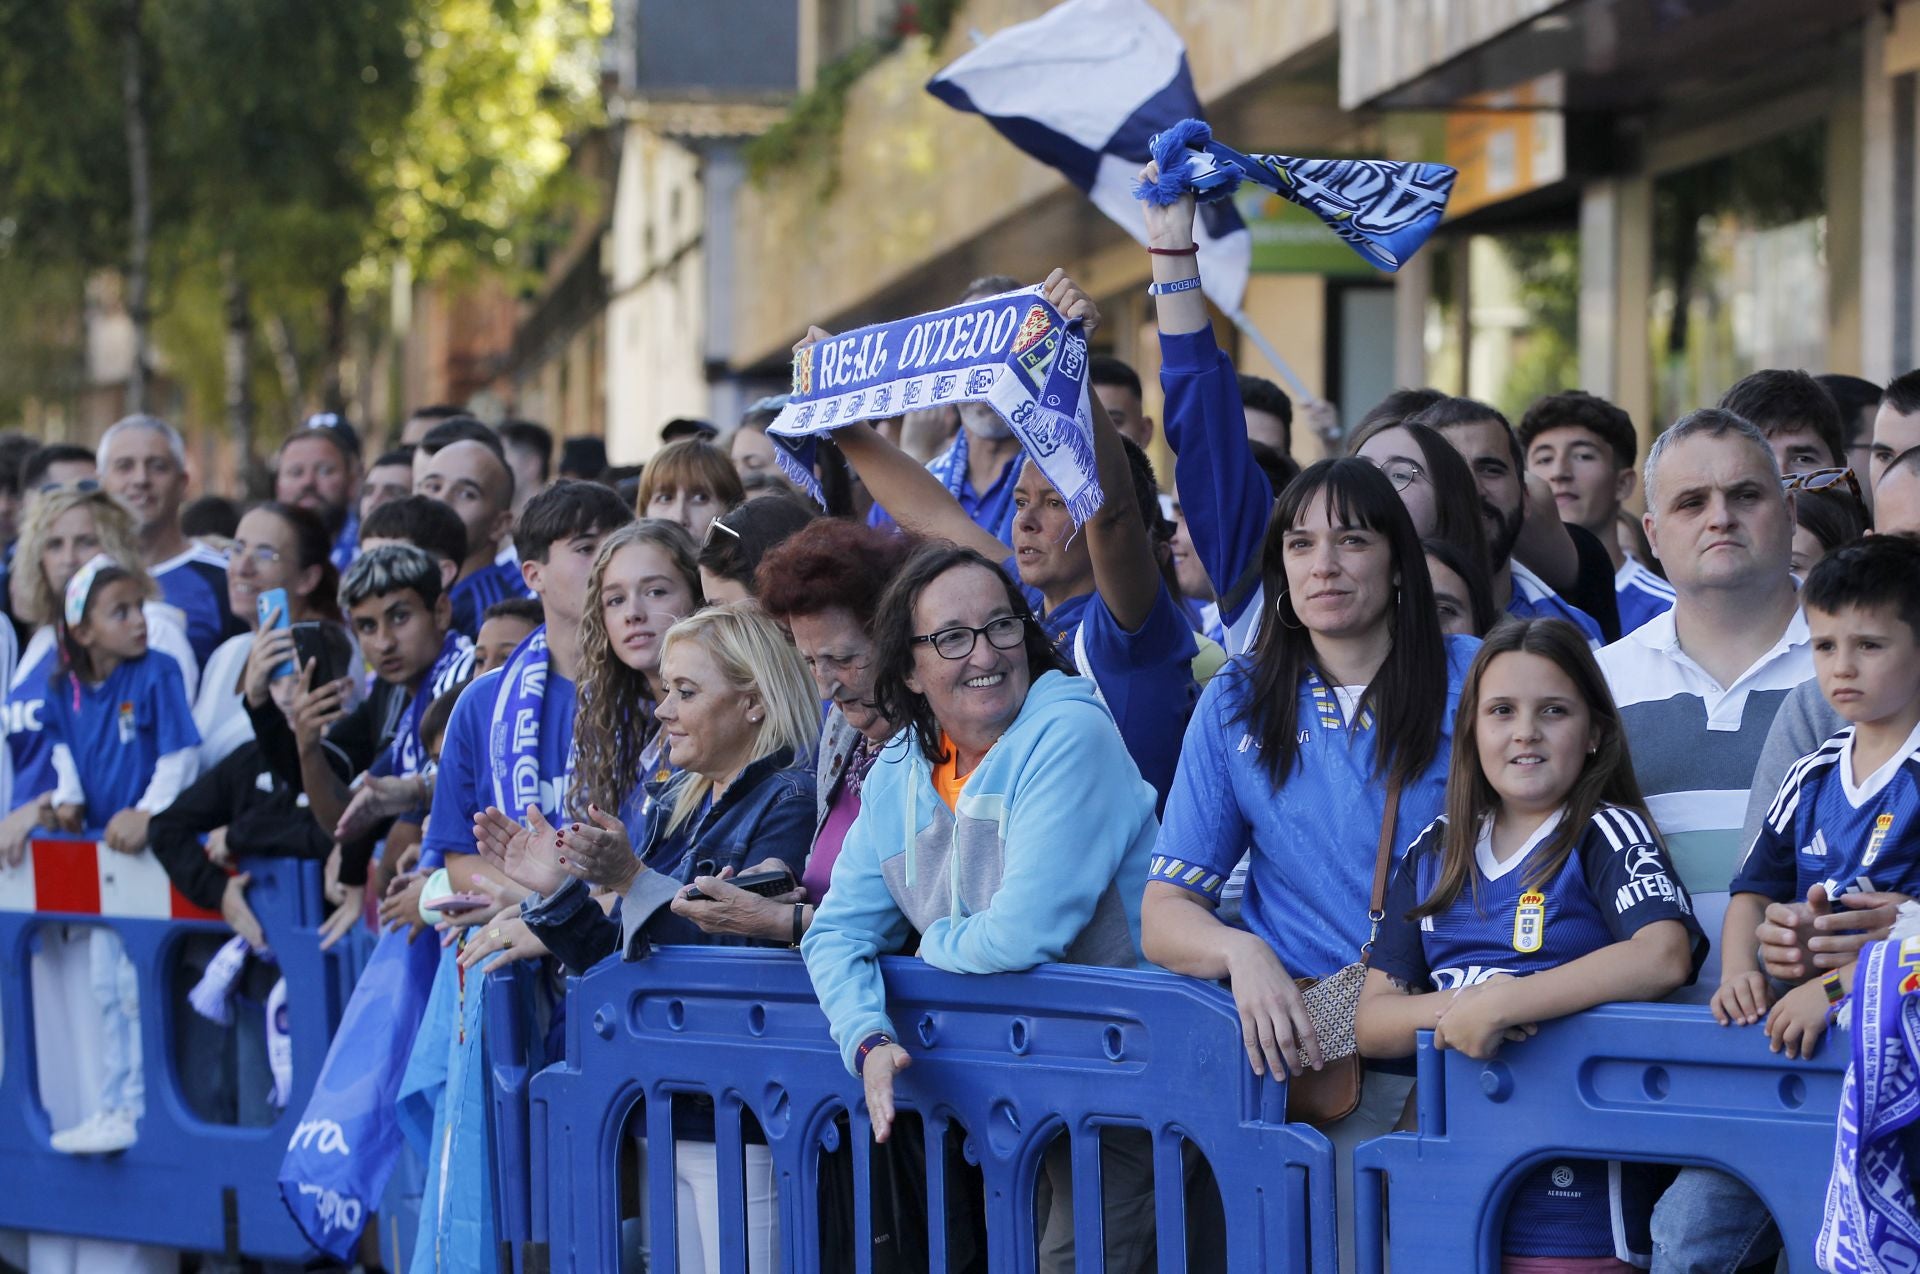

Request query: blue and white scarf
[
  {"left": 768, "top": 285, "right": 1104, "bottom": 524},
  {"left": 1819, "top": 934, "right": 1920, "bottom": 1271},
  {"left": 488, "top": 625, "right": 549, "bottom": 816},
  {"left": 388, "top": 629, "right": 476, "bottom": 781},
  {"left": 1135, "top": 119, "right": 1455, "bottom": 273}
]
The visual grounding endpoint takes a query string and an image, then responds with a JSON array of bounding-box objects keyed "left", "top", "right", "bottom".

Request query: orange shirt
[{"left": 932, "top": 738, "right": 969, "bottom": 810}]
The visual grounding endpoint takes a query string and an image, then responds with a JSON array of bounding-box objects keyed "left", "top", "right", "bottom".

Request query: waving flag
[{"left": 926, "top": 0, "right": 1251, "bottom": 312}]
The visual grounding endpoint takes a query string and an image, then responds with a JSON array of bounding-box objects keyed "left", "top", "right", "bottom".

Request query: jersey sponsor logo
[
  {"left": 1431, "top": 964, "right": 1516, "bottom": 990},
  {"left": 1615, "top": 842, "right": 1684, "bottom": 915},
  {"left": 1865, "top": 813, "right": 1895, "bottom": 868},
  {"left": 2, "top": 697, "right": 44, "bottom": 734},
  {"left": 1512, "top": 890, "right": 1545, "bottom": 953},
  {"left": 117, "top": 700, "right": 136, "bottom": 745}
]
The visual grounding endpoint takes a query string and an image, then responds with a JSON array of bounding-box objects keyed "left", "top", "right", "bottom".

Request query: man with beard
[
  {"left": 274, "top": 413, "right": 363, "bottom": 570},
  {"left": 1414, "top": 396, "right": 1606, "bottom": 642}
]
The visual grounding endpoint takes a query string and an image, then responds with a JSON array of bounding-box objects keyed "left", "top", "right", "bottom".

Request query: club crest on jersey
[
  {"left": 1865, "top": 812, "right": 1895, "bottom": 868},
  {"left": 1512, "top": 890, "right": 1546, "bottom": 954},
  {"left": 117, "top": 700, "right": 136, "bottom": 745}
]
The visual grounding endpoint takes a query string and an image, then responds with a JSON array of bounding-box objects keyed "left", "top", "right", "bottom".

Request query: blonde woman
[
  {"left": 474, "top": 599, "right": 816, "bottom": 1274},
  {"left": 3, "top": 484, "right": 198, "bottom": 859}
]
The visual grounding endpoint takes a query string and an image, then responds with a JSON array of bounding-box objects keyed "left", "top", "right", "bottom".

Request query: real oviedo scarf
[
  {"left": 489, "top": 625, "right": 550, "bottom": 816},
  {"left": 768, "top": 284, "right": 1104, "bottom": 525}
]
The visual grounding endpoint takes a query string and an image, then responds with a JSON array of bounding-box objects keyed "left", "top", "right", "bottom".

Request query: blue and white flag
[
  {"left": 279, "top": 927, "right": 441, "bottom": 1261},
  {"left": 1137, "top": 119, "right": 1455, "bottom": 273},
  {"left": 1818, "top": 932, "right": 1920, "bottom": 1272},
  {"left": 926, "top": 0, "right": 1251, "bottom": 312},
  {"left": 769, "top": 285, "right": 1104, "bottom": 524}
]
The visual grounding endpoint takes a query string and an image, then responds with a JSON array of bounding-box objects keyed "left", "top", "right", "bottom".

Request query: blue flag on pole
[
  {"left": 279, "top": 927, "right": 440, "bottom": 1261},
  {"left": 925, "top": 0, "right": 1251, "bottom": 312}
]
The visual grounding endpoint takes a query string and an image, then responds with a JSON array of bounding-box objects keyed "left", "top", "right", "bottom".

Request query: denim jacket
[{"left": 522, "top": 746, "right": 817, "bottom": 973}]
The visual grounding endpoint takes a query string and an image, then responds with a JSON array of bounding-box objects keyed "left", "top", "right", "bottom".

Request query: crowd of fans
[{"left": 3, "top": 176, "right": 1920, "bottom": 1274}]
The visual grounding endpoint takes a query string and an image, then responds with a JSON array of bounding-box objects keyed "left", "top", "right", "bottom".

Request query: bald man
[{"left": 417, "top": 438, "right": 531, "bottom": 636}]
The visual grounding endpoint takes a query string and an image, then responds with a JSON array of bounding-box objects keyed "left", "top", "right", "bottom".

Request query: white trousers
[{"left": 634, "top": 1140, "right": 779, "bottom": 1274}]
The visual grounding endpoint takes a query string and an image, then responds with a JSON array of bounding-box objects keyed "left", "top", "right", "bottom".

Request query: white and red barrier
[{"left": 0, "top": 835, "right": 218, "bottom": 921}]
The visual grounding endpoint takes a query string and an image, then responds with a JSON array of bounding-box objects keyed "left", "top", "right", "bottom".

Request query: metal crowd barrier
[
  {"left": 0, "top": 835, "right": 358, "bottom": 1262},
  {"left": 1353, "top": 1002, "right": 1847, "bottom": 1272},
  {"left": 486, "top": 960, "right": 545, "bottom": 1274},
  {"left": 520, "top": 948, "right": 1339, "bottom": 1273}
]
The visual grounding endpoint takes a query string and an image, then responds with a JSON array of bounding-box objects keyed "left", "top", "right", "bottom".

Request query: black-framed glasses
[
  {"left": 35, "top": 478, "right": 100, "bottom": 495},
  {"left": 1782, "top": 466, "right": 1863, "bottom": 502},
  {"left": 912, "top": 615, "right": 1028, "bottom": 661}
]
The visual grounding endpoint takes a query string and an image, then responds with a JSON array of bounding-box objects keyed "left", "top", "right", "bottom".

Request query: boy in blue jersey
[
  {"left": 43, "top": 556, "right": 202, "bottom": 1155},
  {"left": 1720, "top": 536, "right": 1920, "bottom": 1058},
  {"left": 1357, "top": 619, "right": 1701, "bottom": 1269},
  {"left": 418, "top": 438, "right": 534, "bottom": 636}
]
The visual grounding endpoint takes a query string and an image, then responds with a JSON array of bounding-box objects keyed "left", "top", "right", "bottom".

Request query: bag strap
[{"left": 1361, "top": 769, "right": 1404, "bottom": 964}]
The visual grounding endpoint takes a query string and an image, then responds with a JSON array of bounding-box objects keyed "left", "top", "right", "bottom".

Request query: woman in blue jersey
[
  {"left": 1142, "top": 458, "right": 1476, "bottom": 1253},
  {"left": 1356, "top": 619, "right": 1703, "bottom": 1271}
]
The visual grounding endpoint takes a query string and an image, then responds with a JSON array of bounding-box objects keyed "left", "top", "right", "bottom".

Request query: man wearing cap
[
  {"left": 275, "top": 413, "right": 363, "bottom": 570},
  {"left": 97, "top": 415, "right": 239, "bottom": 667}
]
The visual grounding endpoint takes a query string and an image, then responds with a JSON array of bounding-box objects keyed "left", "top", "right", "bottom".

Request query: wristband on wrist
[
  {"left": 855, "top": 1032, "right": 894, "bottom": 1075},
  {"left": 1147, "top": 244, "right": 1198, "bottom": 256},
  {"left": 1148, "top": 275, "right": 1203, "bottom": 297},
  {"left": 1823, "top": 970, "right": 1847, "bottom": 1005},
  {"left": 790, "top": 903, "right": 806, "bottom": 948}
]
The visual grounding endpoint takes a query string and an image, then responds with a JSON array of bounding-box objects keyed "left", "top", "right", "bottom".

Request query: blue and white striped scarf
[
  {"left": 768, "top": 284, "right": 1104, "bottom": 524},
  {"left": 1820, "top": 932, "right": 1920, "bottom": 1271}
]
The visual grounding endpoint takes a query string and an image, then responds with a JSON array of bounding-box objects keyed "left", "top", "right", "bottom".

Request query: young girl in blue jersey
[
  {"left": 1357, "top": 617, "right": 1703, "bottom": 1272},
  {"left": 42, "top": 555, "right": 201, "bottom": 1155}
]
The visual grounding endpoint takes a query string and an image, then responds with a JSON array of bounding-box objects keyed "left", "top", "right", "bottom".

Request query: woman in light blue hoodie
[{"left": 800, "top": 542, "right": 1159, "bottom": 1274}]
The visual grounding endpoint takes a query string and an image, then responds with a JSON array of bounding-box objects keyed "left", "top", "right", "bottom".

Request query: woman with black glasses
[{"left": 800, "top": 542, "right": 1160, "bottom": 1274}]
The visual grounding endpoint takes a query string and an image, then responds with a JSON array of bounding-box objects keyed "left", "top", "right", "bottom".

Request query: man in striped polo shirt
[{"left": 1598, "top": 407, "right": 1810, "bottom": 900}]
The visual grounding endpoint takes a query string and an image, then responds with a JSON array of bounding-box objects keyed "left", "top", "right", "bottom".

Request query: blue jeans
[
  {"left": 86, "top": 928, "right": 142, "bottom": 1117},
  {"left": 1650, "top": 1167, "right": 1779, "bottom": 1274}
]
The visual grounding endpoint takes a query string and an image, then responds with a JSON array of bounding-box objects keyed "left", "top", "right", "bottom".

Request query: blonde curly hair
[{"left": 13, "top": 487, "right": 152, "bottom": 627}]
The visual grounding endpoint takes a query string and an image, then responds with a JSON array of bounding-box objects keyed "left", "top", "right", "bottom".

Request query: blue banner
[
  {"left": 767, "top": 285, "right": 1104, "bottom": 525},
  {"left": 278, "top": 926, "right": 440, "bottom": 1261},
  {"left": 1137, "top": 118, "right": 1455, "bottom": 273}
]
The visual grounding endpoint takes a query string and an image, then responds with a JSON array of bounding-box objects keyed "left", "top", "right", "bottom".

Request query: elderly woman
[{"left": 799, "top": 543, "right": 1158, "bottom": 1274}]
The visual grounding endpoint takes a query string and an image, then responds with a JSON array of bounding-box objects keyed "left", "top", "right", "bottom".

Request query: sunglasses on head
[
  {"left": 35, "top": 478, "right": 101, "bottom": 495},
  {"left": 701, "top": 516, "right": 741, "bottom": 552}
]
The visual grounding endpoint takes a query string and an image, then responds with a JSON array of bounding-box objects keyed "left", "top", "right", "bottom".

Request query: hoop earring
[{"left": 1273, "top": 588, "right": 1304, "bottom": 631}]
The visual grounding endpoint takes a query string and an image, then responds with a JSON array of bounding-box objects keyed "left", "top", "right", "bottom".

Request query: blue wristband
[{"left": 1147, "top": 275, "right": 1203, "bottom": 297}]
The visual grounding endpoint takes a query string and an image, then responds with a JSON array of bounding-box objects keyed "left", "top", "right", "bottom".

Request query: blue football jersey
[
  {"left": 154, "top": 544, "right": 240, "bottom": 667},
  {"left": 1373, "top": 805, "right": 1704, "bottom": 1261},
  {"left": 43, "top": 650, "right": 200, "bottom": 820},
  {"left": 1732, "top": 724, "right": 1920, "bottom": 904},
  {"left": 448, "top": 559, "right": 533, "bottom": 639},
  {"left": 5, "top": 632, "right": 58, "bottom": 812}
]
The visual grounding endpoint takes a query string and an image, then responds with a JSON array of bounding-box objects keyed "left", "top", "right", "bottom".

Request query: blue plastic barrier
[
  {"left": 527, "top": 948, "right": 1338, "bottom": 1273},
  {"left": 0, "top": 840, "right": 359, "bottom": 1261},
  {"left": 486, "top": 961, "right": 544, "bottom": 1274},
  {"left": 1353, "top": 1002, "right": 1847, "bottom": 1272}
]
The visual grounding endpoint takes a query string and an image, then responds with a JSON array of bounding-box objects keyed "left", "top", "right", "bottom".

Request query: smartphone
[
  {"left": 256, "top": 588, "right": 294, "bottom": 680},
  {"left": 683, "top": 867, "right": 796, "bottom": 903},
  {"left": 424, "top": 892, "right": 493, "bottom": 916},
  {"left": 292, "top": 621, "right": 354, "bottom": 687}
]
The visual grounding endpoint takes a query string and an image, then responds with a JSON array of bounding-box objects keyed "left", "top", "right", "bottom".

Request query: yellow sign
[{"left": 1444, "top": 74, "right": 1567, "bottom": 218}]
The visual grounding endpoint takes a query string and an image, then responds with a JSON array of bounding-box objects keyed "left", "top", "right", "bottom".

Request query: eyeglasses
[
  {"left": 1781, "top": 466, "right": 1863, "bottom": 502},
  {"left": 226, "top": 542, "right": 284, "bottom": 568},
  {"left": 35, "top": 478, "right": 100, "bottom": 495},
  {"left": 701, "top": 516, "right": 741, "bottom": 552},
  {"left": 913, "top": 614, "right": 1028, "bottom": 661},
  {"left": 1369, "top": 459, "right": 1427, "bottom": 492}
]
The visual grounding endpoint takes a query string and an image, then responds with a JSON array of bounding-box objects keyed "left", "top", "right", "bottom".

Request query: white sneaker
[{"left": 49, "top": 1108, "right": 138, "bottom": 1154}]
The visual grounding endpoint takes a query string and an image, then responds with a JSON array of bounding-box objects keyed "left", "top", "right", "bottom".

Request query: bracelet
[
  {"left": 1148, "top": 276, "right": 1203, "bottom": 297},
  {"left": 1147, "top": 244, "right": 1199, "bottom": 256},
  {"left": 790, "top": 903, "right": 806, "bottom": 948},
  {"left": 855, "top": 1032, "right": 893, "bottom": 1075},
  {"left": 1823, "top": 970, "right": 1847, "bottom": 1004}
]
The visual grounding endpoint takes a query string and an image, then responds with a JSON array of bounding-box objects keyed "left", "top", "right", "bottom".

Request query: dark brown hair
[{"left": 1412, "top": 617, "right": 1653, "bottom": 918}]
